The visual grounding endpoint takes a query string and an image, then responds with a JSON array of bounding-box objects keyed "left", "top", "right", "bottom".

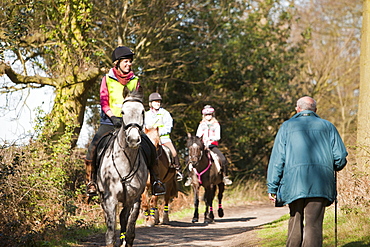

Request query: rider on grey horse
[{"left": 84, "top": 46, "right": 165, "bottom": 197}]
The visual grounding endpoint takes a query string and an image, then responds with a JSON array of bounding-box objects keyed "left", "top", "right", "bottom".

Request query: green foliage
[
  {"left": 136, "top": 0, "right": 307, "bottom": 176},
  {"left": 0, "top": 117, "right": 87, "bottom": 246}
]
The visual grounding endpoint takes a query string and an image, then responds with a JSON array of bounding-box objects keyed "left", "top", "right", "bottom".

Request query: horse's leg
[
  {"left": 148, "top": 195, "right": 159, "bottom": 226},
  {"left": 204, "top": 185, "right": 216, "bottom": 223},
  {"left": 101, "top": 196, "right": 118, "bottom": 247},
  {"left": 124, "top": 200, "right": 141, "bottom": 247},
  {"left": 192, "top": 184, "right": 200, "bottom": 223},
  {"left": 141, "top": 182, "right": 151, "bottom": 226},
  {"left": 162, "top": 191, "right": 171, "bottom": 224},
  {"left": 118, "top": 206, "right": 129, "bottom": 247},
  {"left": 209, "top": 185, "right": 216, "bottom": 222},
  {"left": 217, "top": 182, "right": 225, "bottom": 218}
]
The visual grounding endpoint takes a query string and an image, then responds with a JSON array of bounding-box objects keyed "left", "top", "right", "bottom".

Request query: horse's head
[
  {"left": 144, "top": 126, "right": 160, "bottom": 148},
  {"left": 121, "top": 86, "right": 145, "bottom": 148},
  {"left": 186, "top": 133, "right": 204, "bottom": 167}
]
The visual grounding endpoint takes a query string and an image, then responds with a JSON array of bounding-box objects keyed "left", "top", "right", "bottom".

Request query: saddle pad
[
  {"left": 96, "top": 132, "right": 116, "bottom": 167},
  {"left": 210, "top": 151, "right": 221, "bottom": 173},
  {"left": 161, "top": 145, "right": 173, "bottom": 165}
]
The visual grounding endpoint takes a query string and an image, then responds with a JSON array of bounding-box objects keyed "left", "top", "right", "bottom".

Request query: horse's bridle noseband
[{"left": 124, "top": 123, "right": 142, "bottom": 131}]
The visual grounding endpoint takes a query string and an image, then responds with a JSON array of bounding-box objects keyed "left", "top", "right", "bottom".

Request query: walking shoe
[
  {"left": 223, "top": 176, "right": 232, "bottom": 185},
  {"left": 184, "top": 177, "right": 192, "bottom": 186},
  {"left": 153, "top": 180, "right": 166, "bottom": 196},
  {"left": 176, "top": 171, "right": 183, "bottom": 181}
]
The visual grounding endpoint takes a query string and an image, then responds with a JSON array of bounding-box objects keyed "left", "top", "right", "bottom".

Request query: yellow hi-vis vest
[{"left": 106, "top": 76, "right": 139, "bottom": 117}]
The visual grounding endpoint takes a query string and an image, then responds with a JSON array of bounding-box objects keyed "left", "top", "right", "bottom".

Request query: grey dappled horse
[
  {"left": 186, "top": 133, "right": 225, "bottom": 224},
  {"left": 97, "top": 87, "right": 148, "bottom": 247}
]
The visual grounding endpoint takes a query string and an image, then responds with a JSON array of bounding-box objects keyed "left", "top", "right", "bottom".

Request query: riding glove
[{"left": 110, "top": 116, "right": 123, "bottom": 128}]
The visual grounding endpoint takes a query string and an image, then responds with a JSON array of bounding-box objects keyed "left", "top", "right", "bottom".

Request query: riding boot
[
  {"left": 85, "top": 159, "right": 98, "bottom": 196},
  {"left": 149, "top": 166, "right": 166, "bottom": 196},
  {"left": 141, "top": 133, "right": 166, "bottom": 196},
  {"left": 174, "top": 155, "right": 183, "bottom": 181},
  {"left": 222, "top": 164, "right": 232, "bottom": 185}
]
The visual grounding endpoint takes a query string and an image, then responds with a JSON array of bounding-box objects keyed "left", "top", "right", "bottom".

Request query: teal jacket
[{"left": 267, "top": 110, "right": 347, "bottom": 206}]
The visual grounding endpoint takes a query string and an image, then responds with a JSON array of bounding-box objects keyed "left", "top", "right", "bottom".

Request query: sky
[
  {"left": 0, "top": 78, "right": 91, "bottom": 148},
  {"left": 1, "top": 50, "right": 91, "bottom": 148}
]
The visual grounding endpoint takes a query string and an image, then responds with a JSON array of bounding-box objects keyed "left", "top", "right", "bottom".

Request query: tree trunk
[
  {"left": 44, "top": 71, "right": 100, "bottom": 148},
  {"left": 357, "top": 0, "right": 370, "bottom": 166}
]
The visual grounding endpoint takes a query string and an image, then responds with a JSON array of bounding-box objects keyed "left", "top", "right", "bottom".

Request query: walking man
[{"left": 267, "top": 96, "right": 347, "bottom": 247}]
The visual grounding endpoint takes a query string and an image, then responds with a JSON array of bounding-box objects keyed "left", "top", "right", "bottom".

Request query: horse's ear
[
  {"left": 136, "top": 85, "right": 144, "bottom": 99},
  {"left": 123, "top": 86, "right": 131, "bottom": 98},
  {"left": 198, "top": 135, "right": 204, "bottom": 142},
  {"left": 187, "top": 132, "right": 192, "bottom": 138}
]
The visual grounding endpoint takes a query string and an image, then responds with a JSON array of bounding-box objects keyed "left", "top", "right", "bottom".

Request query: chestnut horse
[
  {"left": 186, "top": 133, "right": 225, "bottom": 223},
  {"left": 141, "top": 126, "right": 178, "bottom": 227}
]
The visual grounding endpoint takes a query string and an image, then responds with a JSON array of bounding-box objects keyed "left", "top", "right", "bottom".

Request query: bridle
[
  {"left": 112, "top": 97, "right": 144, "bottom": 183},
  {"left": 121, "top": 98, "right": 144, "bottom": 145},
  {"left": 188, "top": 144, "right": 203, "bottom": 166},
  {"left": 187, "top": 141, "right": 212, "bottom": 185}
]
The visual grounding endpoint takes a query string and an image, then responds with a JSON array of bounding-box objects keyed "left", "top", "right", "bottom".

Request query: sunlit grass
[{"left": 257, "top": 204, "right": 370, "bottom": 247}]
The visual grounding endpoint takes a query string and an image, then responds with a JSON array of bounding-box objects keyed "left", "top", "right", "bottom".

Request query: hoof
[
  {"left": 205, "top": 218, "right": 214, "bottom": 224},
  {"left": 192, "top": 218, "right": 198, "bottom": 223},
  {"left": 145, "top": 216, "right": 156, "bottom": 227},
  {"left": 218, "top": 208, "right": 224, "bottom": 218},
  {"left": 162, "top": 214, "right": 170, "bottom": 225}
]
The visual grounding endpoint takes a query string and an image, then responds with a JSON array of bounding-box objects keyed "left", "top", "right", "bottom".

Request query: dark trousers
[
  {"left": 287, "top": 197, "right": 328, "bottom": 247},
  {"left": 86, "top": 124, "right": 156, "bottom": 170}
]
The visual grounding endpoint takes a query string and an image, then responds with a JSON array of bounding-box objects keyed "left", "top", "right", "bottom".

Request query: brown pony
[
  {"left": 186, "top": 133, "right": 225, "bottom": 223},
  {"left": 141, "top": 126, "right": 178, "bottom": 227}
]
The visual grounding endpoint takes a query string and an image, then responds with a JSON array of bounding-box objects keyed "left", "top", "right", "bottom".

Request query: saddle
[
  {"left": 94, "top": 132, "right": 156, "bottom": 173},
  {"left": 95, "top": 131, "right": 116, "bottom": 168}
]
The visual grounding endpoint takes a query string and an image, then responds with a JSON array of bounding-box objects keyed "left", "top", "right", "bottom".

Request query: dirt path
[{"left": 76, "top": 202, "right": 289, "bottom": 247}]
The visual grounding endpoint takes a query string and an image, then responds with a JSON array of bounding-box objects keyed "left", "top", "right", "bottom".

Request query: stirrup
[
  {"left": 86, "top": 181, "right": 98, "bottom": 196},
  {"left": 153, "top": 181, "right": 166, "bottom": 196},
  {"left": 223, "top": 176, "right": 233, "bottom": 185},
  {"left": 176, "top": 171, "right": 183, "bottom": 181}
]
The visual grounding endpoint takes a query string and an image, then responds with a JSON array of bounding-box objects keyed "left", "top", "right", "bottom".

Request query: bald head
[{"left": 296, "top": 96, "right": 317, "bottom": 112}]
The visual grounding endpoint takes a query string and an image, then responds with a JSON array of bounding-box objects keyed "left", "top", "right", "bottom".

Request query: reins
[
  {"left": 111, "top": 146, "right": 142, "bottom": 184},
  {"left": 111, "top": 96, "right": 144, "bottom": 184},
  {"left": 192, "top": 150, "right": 212, "bottom": 185}
]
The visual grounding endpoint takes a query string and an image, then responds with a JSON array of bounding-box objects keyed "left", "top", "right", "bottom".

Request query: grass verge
[{"left": 257, "top": 204, "right": 370, "bottom": 247}]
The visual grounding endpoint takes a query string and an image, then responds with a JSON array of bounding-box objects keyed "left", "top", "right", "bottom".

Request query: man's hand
[{"left": 268, "top": 193, "right": 276, "bottom": 203}]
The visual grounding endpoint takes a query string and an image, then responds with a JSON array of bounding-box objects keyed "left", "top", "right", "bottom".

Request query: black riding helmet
[{"left": 112, "top": 46, "right": 135, "bottom": 63}]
